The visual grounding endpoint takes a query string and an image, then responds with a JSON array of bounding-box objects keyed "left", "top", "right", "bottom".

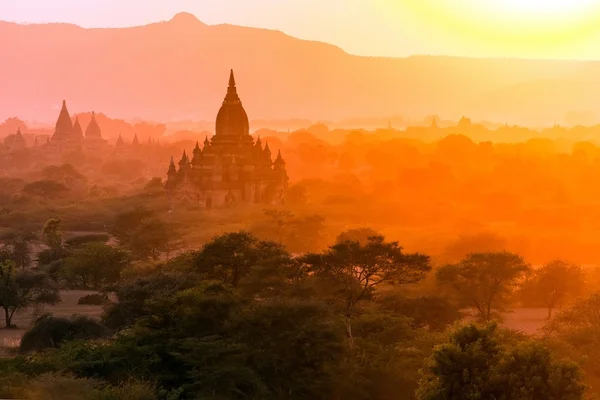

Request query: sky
[{"left": 3, "top": 0, "right": 600, "bottom": 59}]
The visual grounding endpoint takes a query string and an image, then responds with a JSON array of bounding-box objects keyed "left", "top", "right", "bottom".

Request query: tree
[
  {"left": 42, "top": 218, "right": 63, "bottom": 253},
  {"left": 111, "top": 209, "right": 176, "bottom": 261},
  {"left": 521, "top": 260, "right": 585, "bottom": 319},
  {"left": 193, "top": 231, "right": 292, "bottom": 295},
  {"left": 303, "top": 235, "right": 430, "bottom": 345},
  {"left": 0, "top": 231, "right": 38, "bottom": 269},
  {"left": 22, "top": 180, "right": 70, "bottom": 199},
  {"left": 286, "top": 184, "right": 308, "bottom": 205},
  {"left": 129, "top": 219, "right": 175, "bottom": 261},
  {"left": 62, "top": 243, "right": 130, "bottom": 289},
  {"left": 436, "top": 252, "right": 529, "bottom": 322},
  {"left": 144, "top": 177, "right": 164, "bottom": 196},
  {"left": 41, "top": 163, "right": 86, "bottom": 188},
  {"left": 38, "top": 218, "right": 66, "bottom": 265},
  {"left": 377, "top": 293, "right": 463, "bottom": 332},
  {"left": 417, "top": 323, "right": 585, "bottom": 400},
  {"left": 251, "top": 209, "right": 327, "bottom": 253},
  {"left": 0, "top": 260, "right": 60, "bottom": 328},
  {"left": 336, "top": 228, "right": 381, "bottom": 246},
  {"left": 545, "top": 293, "right": 600, "bottom": 343}
]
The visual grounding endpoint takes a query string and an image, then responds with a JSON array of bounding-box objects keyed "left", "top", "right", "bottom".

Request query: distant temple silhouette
[
  {"left": 49, "top": 100, "right": 108, "bottom": 151},
  {"left": 165, "top": 70, "right": 289, "bottom": 208}
]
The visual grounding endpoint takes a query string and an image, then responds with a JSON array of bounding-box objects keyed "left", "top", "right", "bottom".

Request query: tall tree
[
  {"left": 303, "top": 235, "right": 430, "bottom": 345},
  {"left": 436, "top": 252, "right": 529, "bottom": 322},
  {"left": 0, "top": 231, "right": 38, "bottom": 269},
  {"left": 521, "top": 260, "right": 585, "bottom": 319},
  {"left": 193, "top": 231, "right": 292, "bottom": 296},
  {"left": 62, "top": 243, "right": 130, "bottom": 289},
  {"left": 0, "top": 260, "right": 60, "bottom": 328},
  {"left": 37, "top": 218, "right": 66, "bottom": 265}
]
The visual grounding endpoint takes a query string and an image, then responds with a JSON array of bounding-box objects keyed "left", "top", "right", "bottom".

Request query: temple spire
[
  {"left": 132, "top": 133, "right": 139, "bottom": 146},
  {"left": 229, "top": 69, "right": 236, "bottom": 87},
  {"left": 224, "top": 69, "right": 240, "bottom": 103},
  {"left": 85, "top": 112, "right": 102, "bottom": 139},
  {"left": 168, "top": 156, "right": 177, "bottom": 175},
  {"left": 52, "top": 99, "right": 74, "bottom": 141},
  {"left": 73, "top": 116, "right": 84, "bottom": 139}
]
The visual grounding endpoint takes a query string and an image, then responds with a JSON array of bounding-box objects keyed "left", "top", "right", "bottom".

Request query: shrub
[
  {"left": 20, "top": 314, "right": 110, "bottom": 353},
  {"left": 78, "top": 293, "right": 108, "bottom": 305}
]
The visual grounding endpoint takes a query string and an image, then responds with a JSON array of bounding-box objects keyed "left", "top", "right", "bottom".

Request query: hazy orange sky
[{"left": 3, "top": 0, "right": 600, "bottom": 59}]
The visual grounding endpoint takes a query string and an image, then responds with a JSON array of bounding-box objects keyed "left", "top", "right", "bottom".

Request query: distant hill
[{"left": 0, "top": 13, "right": 597, "bottom": 125}]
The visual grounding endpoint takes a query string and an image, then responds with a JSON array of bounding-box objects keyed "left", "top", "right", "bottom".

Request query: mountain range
[{"left": 1, "top": 12, "right": 599, "bottom": 127}]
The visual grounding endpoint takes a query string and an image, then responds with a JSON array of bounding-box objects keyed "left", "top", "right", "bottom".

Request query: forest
[{"left": 3, "top": 118, "right": 600, "bottom": 399}]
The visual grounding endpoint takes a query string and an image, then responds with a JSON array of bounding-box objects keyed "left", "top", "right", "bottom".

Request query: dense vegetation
[{"left": 0, "top": 221, "right": 598, "bottom": 399}]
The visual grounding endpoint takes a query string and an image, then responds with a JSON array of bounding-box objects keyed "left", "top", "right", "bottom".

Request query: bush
[
  {"left": 20, "top": 314, "right": 110, "bottom": 353},
  {"left": 78, "top": 293, "right": 108, "bottom": 305}
]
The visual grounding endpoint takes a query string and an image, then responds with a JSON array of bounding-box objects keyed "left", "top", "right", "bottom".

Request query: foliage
[
  {"left": 0, "top": 230, "right": 37, "bottom": 269},
  {"left": 20, "top": 313, "right": 110, "bottom": 353},
  {"left": 0, "top": 260, "right": 60, "bottom": 328},
  {"left": 78, "top": 293, "right": 108, "bottom": 305},
  {"left": 436, "top": 252, "right": 529, "bottom": 322},
  {"left": 38, "top": 218, "right": 67, "bottom": 265},
  {"left": 102, "top": 271, "right": 201, "bottom": 330},
  {"left": 192, "top": 231, "right": 292, "bottom": 295},
  {"left": 417, "top": 323, "right": 585, "bottom": 400},
  {"left": 376, "top": 292, "right": 463, "bottom": 331},
  {"left": 250, "top": 208, "right": 327, "bottom": 253},
  {"left": 61, "top": 243, "right": 130, "bottom": 289},
  {"left": 336, "top": 227, "right": 381, "bottom": 245},
  {"left": 64, "top": 234, "right": 111, "bottom": 250},
  {"left": 520, "top": 260, "right": 585, "bottom": 318},
  {"left": 22, "top": 180, "right": 70, "bottom": 199},
  {"left": 111, "top": 208, "right": 176, "bottom": 261},
  {"left": 303, "top": 234, "right": 431, "bottom": 344}
]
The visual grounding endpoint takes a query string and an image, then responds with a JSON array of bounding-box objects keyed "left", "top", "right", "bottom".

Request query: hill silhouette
[{"left": 0, "top": 13, "right": 597, "bottom": 125}]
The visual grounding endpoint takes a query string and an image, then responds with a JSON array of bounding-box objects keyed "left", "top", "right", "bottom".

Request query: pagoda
[{"left": 165, "top": 70, "right": 289, "bottom": 208}]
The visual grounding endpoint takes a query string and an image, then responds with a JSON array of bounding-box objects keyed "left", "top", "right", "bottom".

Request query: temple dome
[{"left": 215, "top": 70, "right": 249, "bottom": 137}]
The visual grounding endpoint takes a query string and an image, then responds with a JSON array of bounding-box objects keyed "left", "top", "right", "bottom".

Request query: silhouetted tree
[
  {"left": 0, "top": 260, "right": 60, "bottom": 328},
  {"left": 193, "top": 231, "right": 291, "bottom": 296},
  {"left": 62, "top": 243, "right": 130, "bottom": 289},
  {"left": 303, "top": 235, "right": 430, "bottom": 345},
  {"left": 22, "top": 180, "right": 69, "bottom": 199},
  {"left": 521, "top": 260, "right": 585, "bottom": 319},
  {"left": 436, "top": 252, "right": 529, "bottom": 322}
]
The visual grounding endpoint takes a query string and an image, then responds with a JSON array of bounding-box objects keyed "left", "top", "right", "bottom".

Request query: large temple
[{"left": 165, "top": 70, "right": 289, "bottom": 208}]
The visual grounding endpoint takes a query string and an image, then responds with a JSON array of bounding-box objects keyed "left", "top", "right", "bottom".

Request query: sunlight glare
[{"left": 497, "top": 0, "right": 596, "bottom": 15}]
